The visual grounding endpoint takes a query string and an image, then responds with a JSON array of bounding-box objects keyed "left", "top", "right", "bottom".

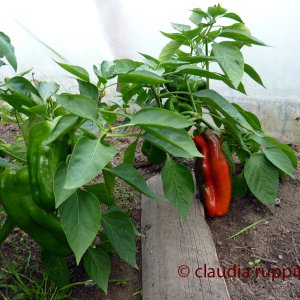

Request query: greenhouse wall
[{"left": 1, "top": 0, "right": 299, "bottom": 144}]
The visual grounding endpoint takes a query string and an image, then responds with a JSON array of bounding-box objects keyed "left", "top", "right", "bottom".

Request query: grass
[{"left": 0, "top": 252, "right": 73, "bottom": 300}]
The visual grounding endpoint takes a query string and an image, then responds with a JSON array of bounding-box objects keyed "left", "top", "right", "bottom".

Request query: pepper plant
[{"left": 0, "top": 3, "right": 297, "bottom": 294}]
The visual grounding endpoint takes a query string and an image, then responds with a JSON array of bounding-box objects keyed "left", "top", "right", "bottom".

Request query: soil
[
  {"left": 208, "top": 146, "right": 300, "bottom": 300},
  {"left": 1, "top": 122, "right": 300, "bottom": 300}
]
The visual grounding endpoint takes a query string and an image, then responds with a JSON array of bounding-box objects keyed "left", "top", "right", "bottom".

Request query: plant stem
[
  {"left": 205, "top": 39, "right": 209, "bottom": 89},
  {"left": 185, "top": 78, "right": 198, "bottom": 113},
  {"left": 151, "top": 85, "right": 162, "bottom": 108},
  {"left": 100, "top": 109, "right": 128, "bottom": 118}
]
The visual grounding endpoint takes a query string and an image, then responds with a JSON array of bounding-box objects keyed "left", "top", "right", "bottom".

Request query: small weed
[
  {"left": 0, "top": 252, "right": 76, "bottom": 300},
  {"left": 248, "top": 259, "right": 261, "bottom": 269}
]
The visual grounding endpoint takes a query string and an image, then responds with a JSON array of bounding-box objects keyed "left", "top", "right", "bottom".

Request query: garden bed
[{"left": 0, "top": 122, "right": 299, "bottom": 299}]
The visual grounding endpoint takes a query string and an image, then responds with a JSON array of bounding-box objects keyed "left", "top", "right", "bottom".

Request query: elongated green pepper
[
  {"left": 0, "top": 167, "right": 72, "bottom": 256},
  {"left": 27, "top": 121, "right": 68, "bottom": 211}
]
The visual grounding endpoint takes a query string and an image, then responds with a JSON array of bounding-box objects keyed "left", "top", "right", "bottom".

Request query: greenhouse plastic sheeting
[{"left": 1, "top": 0, "right": 299, "bottom": 144}]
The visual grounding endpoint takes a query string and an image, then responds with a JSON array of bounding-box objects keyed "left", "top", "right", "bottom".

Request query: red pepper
[{"left": 193, "top": 130, "right": 231, "bottom": 217}]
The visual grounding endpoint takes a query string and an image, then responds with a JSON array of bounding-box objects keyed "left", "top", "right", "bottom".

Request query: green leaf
[
  {"left": 101, "top": 210, "right": 137, "bottom": 268},
  {"left": 139, "top": 52, "right": 159, "bottom": 69},
  {"left": 84, "top": 247, "right": 111, "bottom": 294},
  {"left": 59, "top": 190, "right": 101, "bottom": 264},
  {"left": 208, "top": 4, "right": 227, "bottom": 18},
  {"left": 219, "top": 29, "right": 267, "bottom": 46},
  {"left": 123, "top": 140, "right": 137, "bottom": 164},
  {"left": 244, "top": 63, "right": 265, "bottom": 87},
  {"left": 223, "top": 12, "right": 244, "bottom": 23},
  {"left": 100, "top": 60, "right": 115, "bottom": 79},
  {"left": 56, "top": 94, "right": 99, "bottom": 121},
  {"left": 194, "top": 89, "right": 257, "bottom": 133},
  {"left": 264, "top": 147, "right": 295, "bottom": 177},
  {"left": 248, "top": 135, "right": 297, "bottom": 168},
  {"left": 6, "top": 76, "right": 39, "bottom": 97},
  {"left": 84, "top": 182, "right": 114, "bottom": 206},
  {"left": 244, "top": 153, "right": 279, "bottom": 207},
  {"left": 189, "top": 8, "right": 209, "bottom": 25},
  {"left": 54, "top": 162, "right": 76, "bottom": 208},
  {"left": 104, "top": 163, "right": 160, "bottom": 200},
  {"left": 159, "top": 40, "right": 183, "bottom": 62},
  {"left": 211, "top": 43, "right": 244, "bottom": 88},
  {"left": 41, "top": 251, "right": 70, "bottom": 288},
  {"left": 65, "top": 137, "right": 116, "bottom": 189},
  {"left": 171, "top": 23, "right": 191, "bottom": 32},
  {"left": 232, "top": 173, "right": 248, "bottom": 198},
  {"left": 221, "top": 118, "right": 248, "bottom": 151},
  {"left": 222, "top": 141, "right": 235, "bottom": 174},
  {"left": 0, "top": 93, "right": 35, "bottom": 113},
  {"left": 46, "top": 114, "right": 80, "bottom": 144},
  {"left": 128, "top": 108, "right": 193, "bottom": 129},
  {"left": 0, "top": 32, "right": 17, "bottom": 71},
  {"left": 56, "top": 61, "right": 90, "bottom": 81},
  {"left": 118, "top": 70, "right": 168, "bottom": 84},
  {"left": 161, "top": 156, "right": 194, "bottom": 218},
  {"left": 0, "top": 142, "right": 27, "bottom": 162},
  {"left": 143, "top": 126, "right": 201, "bottom": 158},
  {"left": 160, "top": 32, "right": 186, "bottom": 42},
  {"left": 175, "top": 65, "right": 229, "bottom": 82},
  {"left": 77, "top": 80, "right": 99, "bottom": 101},
  {"left": 114, "top": 59, "right": 142, "bottom": 74},
  {"left": 38, "top": 81, "right": 60, "bottom": 101},
  {"left": 232, "top": 103, "right": 262, "bottom": 131}
]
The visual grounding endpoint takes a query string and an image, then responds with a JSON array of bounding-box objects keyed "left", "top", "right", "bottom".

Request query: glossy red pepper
[{"left": 193, "top": 130, "right": 231, "bottom": 217}]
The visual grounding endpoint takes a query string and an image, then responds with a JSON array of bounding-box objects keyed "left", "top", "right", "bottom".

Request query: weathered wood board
[{"left": 141, "top": 175, "right": 230, "bottom": 300}]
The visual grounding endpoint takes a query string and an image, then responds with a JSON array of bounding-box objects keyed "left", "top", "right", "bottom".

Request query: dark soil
[
  {"left": 208, "top": 146, "right": 300, "bottom": 300},
  {"left": 1, "top": 122, "right": 300, "bottom": 300}
]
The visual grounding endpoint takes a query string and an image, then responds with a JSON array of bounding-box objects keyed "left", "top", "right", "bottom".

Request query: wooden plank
[{"left": 141, "top": 175, "right": 230, "bottom": 300}]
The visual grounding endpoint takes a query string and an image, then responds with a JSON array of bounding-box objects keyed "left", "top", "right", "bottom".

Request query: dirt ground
[
  {"left": 1, "top": 122, "right": 300, "bottom": 300},
  {"left": 208, "top": 146, "right": 300, "bottom": 300}
]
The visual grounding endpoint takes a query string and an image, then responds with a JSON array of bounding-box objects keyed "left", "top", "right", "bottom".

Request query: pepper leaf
[
  {"left": 194, "top": 89, "right": 258, "bottom": 133},
  {"left": 123, "top": 140, "right": 138, "bottom": 164},
  {"left": 54, "top": 162, "right": 76, "bottom": 208},
  {"left": 118, "top": 70, "right": 168, "bottom": 84},
  {"left": 142, "top": 126, "right": 202, "bottom": 158},
  {"left": 38, "top": 81, "right": 60, "bottom": 101},
  {"left": 59, "top": 190, "right": 101, "bottom": 264},
  {"left": 159, "top": 40, "right": 183, "bottom": 62},
  {"left": 56, "top": 61, "right": 90, "bottom": 81},
  {"left": 128, "top": 108, "right": 193, "bottom": 129},
  {"left": 101, "top": 210, "right": 137, "bottom": 268},
  {"left": 244, "top": 153, "right": 279, "bottom": 207},
  {"left": 77, "top": 80, "right": 99, "bottom": 101},
  {"left": 56, "top": 94, "right": 99, "bottom": 122},
  {"left": 211, "top": 43, "right": 244, "bottom": 88},
  {"left": 0, "top": 32, "right": 17, "bottom": 71},
  {"left": 161, "top": 156, "right": 194, "bottom": 219},
  {"left": 84, "top": 247, "right": 111, "bottom": 294},
  {"left": 65, "top": 137, "right": 116, "bottom": 189},
  {"left": 104, "top": 163, "right": 160, "bottom": 200},
  {"left": 263, "top": 147, "right": 295, "bottom": 177}
]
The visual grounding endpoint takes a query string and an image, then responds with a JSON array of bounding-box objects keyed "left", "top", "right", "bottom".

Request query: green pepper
[
  {"left": 164, "top": 97, "right": 179, "bottom": 111},
  {"left": 177, "top": 102, "right": 193, "bottom": 113},
  {"left": 27, "top": 121, "right": 69, "bottom": 212},
  {"left": 141, "top": 140, "right": 167, "bottom": 164},
  {"left": 165, "top": 76, "right": 206, "bottom": 93},
  {"left": 0, "top": 167, "right": 72, "bottom": 256}
]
